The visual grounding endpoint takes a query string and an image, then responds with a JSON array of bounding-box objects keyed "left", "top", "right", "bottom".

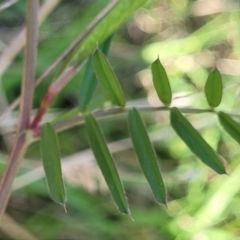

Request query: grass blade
[
  {"left": 151, "top": 58, "right": 172, "bottom": 106},
  {"left": 85, "top": 114, "right": 129, "bottom": 214},
  {"left": 128, "top": 108, "right": 167, "bottom": 204},
  {"left": 204, "top": 68, "right": 222, "bottom": 108},
  {"left": 79, "top": 36, "right": 113, "bottom": 112},
  {"left": 92, "top": 49, "right": 125, "bottom": 107},
  {"left": 41, "top": 123, "right": 66, "bottom": 210},
  {"left": 218, "top": 111, "right": 240, "bottom": 144},
  {"left": 170, "top": 107, "right": 226, "bottom": 174}
]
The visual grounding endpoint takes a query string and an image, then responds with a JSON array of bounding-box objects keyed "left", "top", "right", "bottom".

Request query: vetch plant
[{"left": 0, "top": 1, "right": 240, "bottom": 239}]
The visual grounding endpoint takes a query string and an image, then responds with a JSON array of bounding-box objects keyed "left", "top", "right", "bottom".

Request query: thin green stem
[{"left": 25, "top": 106, "right": 219, "bottom": 143}]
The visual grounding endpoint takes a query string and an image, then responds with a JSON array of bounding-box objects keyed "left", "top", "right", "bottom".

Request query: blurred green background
[{"left": 1, "top": 0, "right": 240, "bottom": 239}]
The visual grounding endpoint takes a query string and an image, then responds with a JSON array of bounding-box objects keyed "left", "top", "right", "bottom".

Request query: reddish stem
[{"left": 30, "top": 82, "right": 58, "bottom": 128}]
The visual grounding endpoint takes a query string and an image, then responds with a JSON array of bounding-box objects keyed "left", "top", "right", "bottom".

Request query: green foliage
[
  {"left": 170, "top": 107, "right": 226, "bottom": 174},
  {"left": 151, "top": 58, "right": 172, "bottom": 106},
  {"left": 40, "top": 123, "right": 66, "bottom": 209},
  {"left": 92, "top": 49, "right": 126, "bottom": 107},
  {"left": 2, "top": 0, "right": 240, "bottom": 239},
  {"left": 68, "top": 0, "right": 149, "bottom": 63},
  {"left": 85, "top": 114, "right": 129, "bottom": 215},
  {"left": 204, "top": 68, "right": 223, "bottom": 108},
  {"left": 79, "top": 36, "right": 113, "bottom": 112},
  {"left": 128, "top": 108, "right": 166, "bottom": 204},
  {"left": 218, "top": 111, "right": 240, "bottom": 144}
]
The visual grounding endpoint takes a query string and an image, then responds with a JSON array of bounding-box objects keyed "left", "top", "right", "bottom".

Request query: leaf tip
[{"left": 63, "top": 203, "right": 67, "bottom": 213}]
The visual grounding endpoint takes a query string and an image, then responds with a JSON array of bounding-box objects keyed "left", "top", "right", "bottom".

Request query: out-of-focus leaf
[
  {"left": 204, "top": 68, "right": 222, "bottom": 108},
  {"left": 52, "top": 108, "right": 79, "bottom": 124},
  {"left": 79, "top": 36, "right": 113, "bottom": 112},
  {"left": 92, "top": 49, "right": 125, "bottom": 107},
  {"left": 69, "top": 0, "right": 149, "bottom": 63},
  {"left": 85, "top": 114, "right": 129, "bottom": 214},
  {"left": 128, "top": 108, "right": 166, "bottom": 204},
  {"left": 40, "top": 123, "right": 66, "bottom": 209},
  {"left": 151, "top": 58, "right": 172, "bottom": 106},
  {"left": 218, "top": 111, "right": 240, "bottom": 144},
  {"left": 170, "top": 107, "right": 226, "bottom": 174}
]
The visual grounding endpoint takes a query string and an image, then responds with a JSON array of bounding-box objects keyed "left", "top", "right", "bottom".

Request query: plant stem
[
  {"left": 26, "top": 106, "right": 217, "bottom": 141},
  {"left": 30, "top": 64, "right": 79, "bottom": 128},
  {"left": 0, "top": 134, "right": 28, "bottom": 222},
  {"left": 0, "top": 0, "right": 38, "bottom": 222}
]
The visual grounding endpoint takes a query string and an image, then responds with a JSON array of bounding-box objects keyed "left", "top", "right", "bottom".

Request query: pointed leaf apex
[
  {"left": 204, "top": 68, "right": 223, "bottom": 108},
  {"left": 128, "top": 108, "right": 167, "bottom": 204},
  {"left": 92, "top": 49, "right": 126, "bottom": 107},
  {"left": 170, "top": 107, "right": 226, "bottom": 174},
  {"left": 85, "top": 114, "right": 129, "bottom": 214},
  {"left": 151, "top": 58, "right": 172, "bottom": 106},
  {"left": 41, "top": 123, "right": 66, "bottom": 206}
]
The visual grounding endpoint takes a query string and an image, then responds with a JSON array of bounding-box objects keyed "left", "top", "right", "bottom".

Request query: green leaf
[
  {"left": 170, "top": 107, "right": 226, "bottom": 174},
  {"left": 70, "top": 0, "right": 148, "bottom": 62},
  {"left": 79, "top": 36, "right": 113, "bottom": 112},
  {"left": 92, "top": 49, "right": 125, "bottom": 106},
  {"left": 52, "top": 108, "right": 79, "bottom": 124},
  {"left": 40, "top": 123, "right": 66, "bottom": 209},
  {"left": 218, "top": 111, "right": 240, "bottom": 144},
  {"left": 204, "top": 68, "right": 222, "bottom": 108},
  {"left": 85, "top": 114, "right": 129, "bottom": 214},
  {"left": 128, "top": 108, "right": 167, "bottom": 204},
  {"left": 151, "top": 58, "right": 172, "bottom": 106}
]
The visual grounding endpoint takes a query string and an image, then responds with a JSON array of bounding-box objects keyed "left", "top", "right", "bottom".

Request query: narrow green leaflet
[
  {"left": 218, "top": 111, "right": 240, "bottom": 144},
  {"left": 40, "top": 123, "right": 66, "bottom": 209},
  {"left": 204, "top": 68, "right": 222, "bottom": 108},
  {"left": 128, "top": 108, "right": 166, "bottom": 204},
  {"left": 52, "top": 108, "right": 79, "bottom": 124},
  {"left": 79, "top": 36, "right": 113, "bottom": 112},
  {"left": 85, "top": 114, "right": 129, "bottom": 214},
  {"left": 170, "top": 107, "right": 226, "bottom": 174},
  {"left": 151, "top": 58, "right": 172, "bottom": 106},
  {"left": 78, "top": 58, "right": 98, "bottom": 112},
  {"left": 92, "top": 49, "right": 125, "bottom": 107}
]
